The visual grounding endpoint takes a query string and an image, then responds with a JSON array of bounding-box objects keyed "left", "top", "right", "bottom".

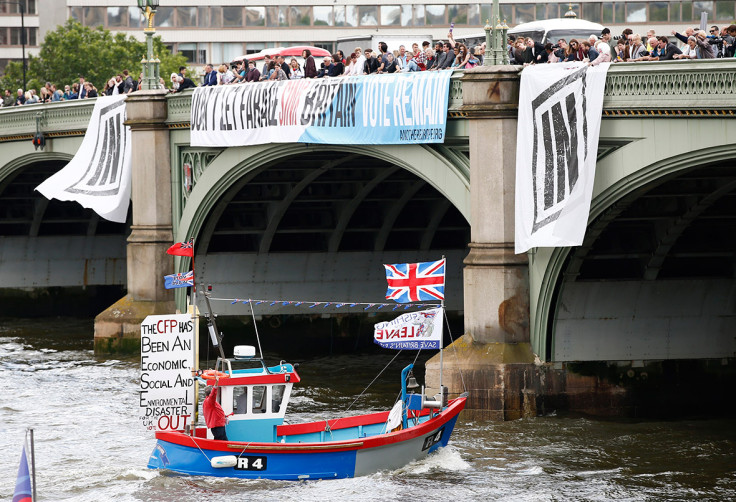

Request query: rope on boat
[
  {"left": 187, "top": 436, "right": 212, "bottom": 463},
  {"left": 444, "top": 310, "right": 467, "bottom": 393}
]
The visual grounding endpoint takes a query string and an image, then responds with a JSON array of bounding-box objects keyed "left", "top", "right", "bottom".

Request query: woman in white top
[
  {"left": 673, "top": 36, "right": 698, "bottom": 59},
  {"left": 351, "top": 47, "right": 366, "bottom": 76},
  {"left": 289, "top": 58, "right": 304, "bottom": 79}
]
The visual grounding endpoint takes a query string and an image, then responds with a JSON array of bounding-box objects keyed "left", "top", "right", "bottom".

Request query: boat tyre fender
[{"left": 200, "top": 370, "right": 229, "bottom": 380}]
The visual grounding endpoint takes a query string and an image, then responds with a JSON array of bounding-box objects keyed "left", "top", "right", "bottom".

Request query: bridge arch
[
  {"left": 0, "top": 140, "right": 129, "bottom": 316},
  {"left": 531, "top": 133, "right": 736, "bottom": 361},
  {"left": 175, "top": 143, "right": 470, "bottom": 313}
]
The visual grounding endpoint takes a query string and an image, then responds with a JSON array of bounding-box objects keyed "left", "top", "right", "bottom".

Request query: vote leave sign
[{"left": 139, "top": 314, "right": 195, "bottom": 432}]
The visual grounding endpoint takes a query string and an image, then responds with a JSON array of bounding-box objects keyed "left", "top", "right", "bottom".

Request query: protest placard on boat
[
  {"left": 373, "top": 308, "right": 444, "bottom": 350},
  {"left": 139, "top": 314, "right": 195, "bottom": 432}
]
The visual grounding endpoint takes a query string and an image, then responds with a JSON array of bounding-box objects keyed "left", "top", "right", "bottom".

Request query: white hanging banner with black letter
[
  {"left": 515, "top": 62, "right": 610, "bottom": 254},
  {"left": 36, "top": 95, "right": 132, "bottom": 223}
]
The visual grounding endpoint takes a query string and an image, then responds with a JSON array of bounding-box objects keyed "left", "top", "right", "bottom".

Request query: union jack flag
[
  {"left": 384, "top": 259, "right": 445, "bottom": 303},
  {"left": 164, "top": 270, "right": 194, "bottom": 289}
]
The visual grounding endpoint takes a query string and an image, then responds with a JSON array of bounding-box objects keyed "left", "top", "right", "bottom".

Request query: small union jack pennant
[
  {"left": 164, "top": 270, "right": 194, "bottom": 289},
  {"left": 384, "top": 259, "right": 445, "bottom": 303},
  {"left": 166, "top": 240, "right": 194, "bottom": 257}
]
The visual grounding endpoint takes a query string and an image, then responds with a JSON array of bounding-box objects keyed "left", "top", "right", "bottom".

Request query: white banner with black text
[
  {"left": 515, "top": 62, "right": 610, "bottom": 254},
  {"left": 190, "top": 72, "right": 452, "bottom": 147},
  {"left": 36, "top": 95, "right": 131, "bottom": 223}
]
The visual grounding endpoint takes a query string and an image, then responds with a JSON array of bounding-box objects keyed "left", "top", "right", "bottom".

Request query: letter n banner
[{"left": 514, "top": 62, "right": 610, "bottom": 254}]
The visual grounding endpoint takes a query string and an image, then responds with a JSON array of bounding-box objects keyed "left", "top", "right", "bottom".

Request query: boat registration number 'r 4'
[{"left": 234, "top": 455, "right": 267, "bottom": 471}]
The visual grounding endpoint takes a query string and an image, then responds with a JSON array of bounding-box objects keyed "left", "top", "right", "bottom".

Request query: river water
[{"left": 2, "top": 318, "right": 735, "bottom": 501}]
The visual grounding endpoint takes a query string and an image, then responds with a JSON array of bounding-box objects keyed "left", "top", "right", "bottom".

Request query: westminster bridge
[{"left": 1, "top": 60, "right": 734, "bottom": 419}]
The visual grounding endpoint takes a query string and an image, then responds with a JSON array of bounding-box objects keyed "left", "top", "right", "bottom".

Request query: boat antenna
[
  {"left": 203, "top": 285, "right": 227, "bottom": 361},
  {"left": 248, "top": 298, "right": 265, "bottom": 360}
]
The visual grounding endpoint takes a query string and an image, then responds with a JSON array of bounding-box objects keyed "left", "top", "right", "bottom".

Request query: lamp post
[
  {"left": 1, "top": 1, "right": 26, "bottom": 91},
  {"left": 137, "top": 0, "right": 160, "bottom": 90},
  {"left": 483, "top": 0, "right": 509, "bottom": 66}
]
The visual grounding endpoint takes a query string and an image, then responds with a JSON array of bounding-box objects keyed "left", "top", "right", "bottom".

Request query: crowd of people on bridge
[
  {"left": 3, "top": 21, "right": 736, "bottom": 107},
  {"left": 510, "top": 24, "right": 736, "bottom": 66}
]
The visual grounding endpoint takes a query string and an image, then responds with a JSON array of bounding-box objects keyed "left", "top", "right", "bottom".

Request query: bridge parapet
[
  {"left": 0, "top": 99, "right": 95, "bottom": 141},
  {"left": 603, "top": 59, "right": 736, "bottom": 114}
]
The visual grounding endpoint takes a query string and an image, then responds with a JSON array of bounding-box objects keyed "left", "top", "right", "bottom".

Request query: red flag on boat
[
  {"left": 13, "top": 441, "right": 32, "bottom": 502},
  {"left": 166, "top": 241, "right": 194, "bottom": 257}
]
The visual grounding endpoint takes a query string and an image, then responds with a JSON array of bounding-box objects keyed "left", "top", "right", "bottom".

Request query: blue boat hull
[{"left": 148, "top": 398, "right": 464, "bottom": 480}]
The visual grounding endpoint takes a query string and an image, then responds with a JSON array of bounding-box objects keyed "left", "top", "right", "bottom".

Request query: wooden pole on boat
[
  {"left": 439, "top": 255, "right": 445, "bottom": 402},
  {"left": 28, "top": 428, "right": 36, "bottom": 502}
]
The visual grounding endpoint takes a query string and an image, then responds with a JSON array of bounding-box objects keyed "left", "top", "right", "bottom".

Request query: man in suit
[
  {"left": 203, "top": 64, "right": 218, "bottom": 86},
  {"left": 524, "top": 38, "right": 546, "bottom": 64}
]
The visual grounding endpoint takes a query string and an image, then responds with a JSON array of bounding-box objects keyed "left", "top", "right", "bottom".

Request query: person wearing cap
[{"left": 203, "top": 382, "right": 228, "bottom": 440}]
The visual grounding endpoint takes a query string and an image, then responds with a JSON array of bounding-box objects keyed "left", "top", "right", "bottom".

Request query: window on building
[
  {"left": 313, "top": 6, "right": 333, "bottom": 26},
  {"left": 223, "top": 7, "right": 243, "bottom": 27},
  {"left": 468, "top": 4, "right": 480, "bottom": 25},
  {"left": 70, "top": 7, "right": 82, "bottom": 23},
  {"left": 650, "top": 2, "right": 669, "bottom": 21},
  {"left": 176, "top": 7, "right": 197, "bottom": 28},
  {"left": 515, "top": 3, "right": 535, "bottom": 23},
  {"left": 266, "top": 7, "right": 288, "bottom": 27},
  {"left": 401, "top": 5, "right": 413, "bottom": 26},
  {"left": 107, "top": 7, "right": 127, "bottom": 27},
  {"left": 0, "top": 1, "right": 36, "bottom": 15},
  {"left": 9, "top": 27, "right": 36, "bottom": 46},
  {"left": 154, "top": 7, "right": 173, "bottom": 27},
  {"left": 693, "top": 1, "right": 715, "bottom": 20},
  {"left": 626, "top": 2, "right": 647, "bottom": 22},
  {"left": 340, "top": 5, "right": 357, "bottom": 27},
  {"left": 358, "top": 6, "right": 378, "bottom": 26},
  {"left": 448, "top": 5, "right": 468, "bottom": 24},
  {"left": 382, "top": 5, "right": 401, "bottom": 26},
  {"left": 582, "top": 2, "right": 602, "bottom": 22},
  {"left": 222, "top": 42, "right": 245, "bottom": 61},
  {"left": 425, "top": 5, "right": 445, "bottom": 25},
  {"left": 84, "top": 6, "right": 105, "bottom": 27},
  {"left": 128, "top": 7, "right": 143, "bottom": 28},
  {"left": 246, "top": 7, "right": 266, "bottom": 26},
  {"left": 537, "top": 3, "right": 559, "bottom": 19},
  {"left": 290, "top": 6, "right": 311, "bottom": 26},
  {"left": 602, "top": 2, "right": 613, "bottom": 23},
  {"left": 0, "top": 28, "right": 6, "bottom": 45},
  {"left": 209, "top": 7, "right": 223, "bottom": 28},
  {"left": 414, "top": 4, "right": 425, "bottom": 25},
  {"left": 197, "top": 7, "right": 209, "bottom": 28},
  {"left": 715, "top": 0, "right": 735, "bottom": 19}
]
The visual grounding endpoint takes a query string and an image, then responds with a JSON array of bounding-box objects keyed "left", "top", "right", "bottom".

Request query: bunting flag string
[{"left": 216, "top": 296, "right": 440, "bottom": 311}]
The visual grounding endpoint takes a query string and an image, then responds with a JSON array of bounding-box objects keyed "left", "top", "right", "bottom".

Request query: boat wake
[{"left": 398, "top": 445, "right": 470, "bottom": 475}]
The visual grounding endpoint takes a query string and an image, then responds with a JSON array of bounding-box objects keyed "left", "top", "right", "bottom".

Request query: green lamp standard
[{"left": 137, "top": 0, "right": 160, "bottom": 90}]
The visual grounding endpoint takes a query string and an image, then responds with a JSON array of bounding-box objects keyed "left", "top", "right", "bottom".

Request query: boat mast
[
  {"left": 203, "top": 286, "right": 227, "bottom": 361},
  {"left": 439, "top": 254, "right": 445, "bottom": 401}
]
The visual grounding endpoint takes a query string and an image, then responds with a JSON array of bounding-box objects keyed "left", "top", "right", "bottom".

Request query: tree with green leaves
[{"left": 1, "top": 19, "right": 188, "bottom": 92}]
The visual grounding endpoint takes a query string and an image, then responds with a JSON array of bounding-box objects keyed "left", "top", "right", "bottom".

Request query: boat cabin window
[
  {"left": 272, "top": 385, "right": 285, "bottom": 413},
  {"left": 233, "top": 387, "right": 248, "bottom": 414},
  {"left": 252, "top": 385, "right": 267, "bottom": 413}
]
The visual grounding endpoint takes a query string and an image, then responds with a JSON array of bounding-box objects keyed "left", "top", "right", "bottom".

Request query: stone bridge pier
[
  {"left": 426, "top": 66, "right": 540, "bottom": 420},
  {"left": 94, "top": 90, "right": 175, "bottom": 352}
]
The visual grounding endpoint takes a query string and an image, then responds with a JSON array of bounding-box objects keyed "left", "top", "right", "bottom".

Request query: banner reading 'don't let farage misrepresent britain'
[{"left": 190, "top": 71, "right": 452, "bottom": 147}]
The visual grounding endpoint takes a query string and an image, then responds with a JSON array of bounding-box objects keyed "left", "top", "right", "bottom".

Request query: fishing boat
[
  {"left": 146, "top": 256, "right": 466, "bottom": 479},
  {"left": 148, "top": 350, "right": 467, "bottom": 479}
]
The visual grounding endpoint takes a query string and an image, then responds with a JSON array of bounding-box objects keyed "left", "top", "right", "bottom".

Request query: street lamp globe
[{"left": 137, "top": 0, "right": 159, "bottom": 11}]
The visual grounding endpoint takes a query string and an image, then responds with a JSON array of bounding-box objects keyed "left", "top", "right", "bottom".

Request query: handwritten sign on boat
[
  {"left": 139, "top": 314, "right": 195, "bottom": 432},
  {"left": 373, "top": 308, "right": 444, "bottom": 350}
]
